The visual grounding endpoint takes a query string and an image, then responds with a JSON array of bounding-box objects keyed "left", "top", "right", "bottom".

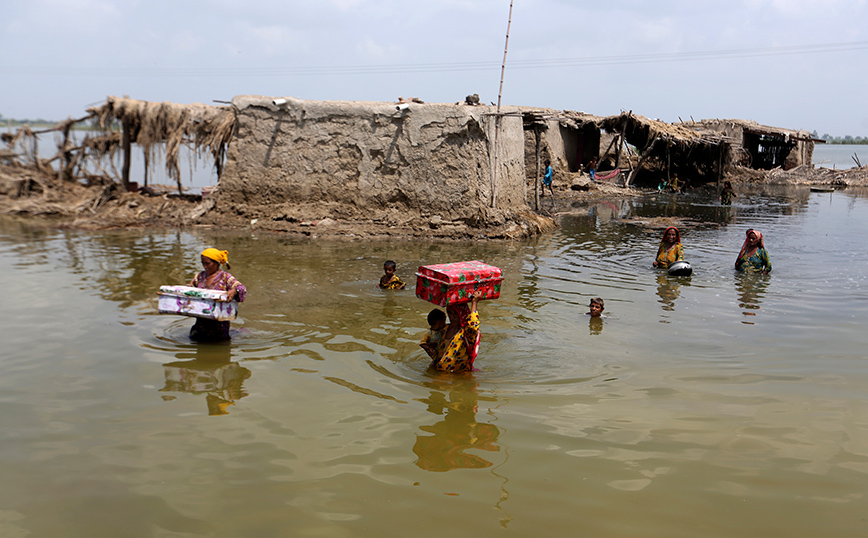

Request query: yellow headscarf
[{"left": 201, "top": 248, "right": 230, "bottom": 269}]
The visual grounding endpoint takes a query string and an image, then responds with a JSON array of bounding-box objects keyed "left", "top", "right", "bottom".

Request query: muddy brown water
[{"left": 2, "top": 185, "right": 867, "bottom": 537}]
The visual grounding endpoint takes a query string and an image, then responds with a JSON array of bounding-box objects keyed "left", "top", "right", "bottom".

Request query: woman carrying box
[
  {"left": 430, "top": 290, "right": 483, "bottom": 373},
  {"left": 188, "top": 248, "right": 247, "bottom": 342}
]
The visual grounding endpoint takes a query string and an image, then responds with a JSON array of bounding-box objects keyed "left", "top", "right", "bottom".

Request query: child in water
[
  {"left": 420, "top": 308, "right": 447, "bottom": 359},
  {"left": 720, "top": 181, "right": 737, "bottom": 205},
  {"left": 379, "top": 260, "right": 406, "bottom": 289},
  {"left": 587, "top": 297, "right": 605, "bottom": 317}
]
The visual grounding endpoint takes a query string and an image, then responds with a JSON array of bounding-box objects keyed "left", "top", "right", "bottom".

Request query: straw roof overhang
[
  {"left": 86, "top": 96, "right": 236, "bottom": 180},
  {"left": 601, "top": 112, "right": 725, "bottom": 150}
]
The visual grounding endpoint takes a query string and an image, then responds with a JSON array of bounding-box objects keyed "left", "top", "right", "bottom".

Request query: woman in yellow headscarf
[{"left": 188, "top": 248, "right": 248, "bottom": 341}]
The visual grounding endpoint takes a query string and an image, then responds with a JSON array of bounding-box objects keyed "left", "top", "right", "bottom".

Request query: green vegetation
[{"left": 811, "top": 130, "right": 868, "bottom": 144}]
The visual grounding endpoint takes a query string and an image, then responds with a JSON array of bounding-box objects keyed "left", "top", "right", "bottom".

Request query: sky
[{"left": 1, "top": 0, "right": 867, "bottom": 136}]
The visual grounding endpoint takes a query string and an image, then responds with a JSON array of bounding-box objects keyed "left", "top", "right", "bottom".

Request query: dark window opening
[{"left": 744, "top": 132, "right": 795, "bottom": 170}]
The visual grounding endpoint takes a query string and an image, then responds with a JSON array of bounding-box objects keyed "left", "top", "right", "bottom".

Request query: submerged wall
[{"left": 215, "top": 96, "right": 528, "bottom": 226}]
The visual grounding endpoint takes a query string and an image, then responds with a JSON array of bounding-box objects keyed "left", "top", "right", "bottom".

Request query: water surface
[{"left": 2, "top": 184, "right": 867, "bottom": 537}]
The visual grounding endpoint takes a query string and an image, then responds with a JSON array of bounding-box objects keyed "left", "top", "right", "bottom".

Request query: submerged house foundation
[{"left": 2, "top": 94, "right": 823, "bottom": 235}]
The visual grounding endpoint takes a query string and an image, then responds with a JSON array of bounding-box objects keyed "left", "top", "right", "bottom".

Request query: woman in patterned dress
[
  {"left": 430, "top": 290, "right": 483, "bottom": 374},
  {"left": 653, "top": 226, "right": 684, "bottom": 269},
  {"left": 188, "top": 248, "right": 247, "bottom": 341},
  {"left": 735, "top": 229, "right": 772, "bottom": 274}
]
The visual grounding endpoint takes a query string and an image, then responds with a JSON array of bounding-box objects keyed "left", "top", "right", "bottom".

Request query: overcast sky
[{"left": 2, "top": 0, "right": 866, "bottom": 136}]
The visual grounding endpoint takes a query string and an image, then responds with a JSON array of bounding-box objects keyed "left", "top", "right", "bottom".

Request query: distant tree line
[
  {"left": 1, "top": 114, "right": 56, "bottom": 127},
  {"left": 1, "top": 114, "right": 99, "bottom": 131},
  {"left": 811, "top": 130, "right": 868, "bottom": 144}
]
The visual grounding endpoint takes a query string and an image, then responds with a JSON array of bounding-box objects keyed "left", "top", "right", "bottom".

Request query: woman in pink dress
[{"left": 188, "top": 248, "right": 247, "bottom": 341}]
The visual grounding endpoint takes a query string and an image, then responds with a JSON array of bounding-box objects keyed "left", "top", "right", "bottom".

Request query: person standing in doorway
[{"left": 542, "top": 159, "right": 554, "bottom": 197}]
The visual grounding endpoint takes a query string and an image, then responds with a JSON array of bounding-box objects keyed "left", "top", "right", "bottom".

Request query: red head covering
[
  {"left": 661, "top": 226, "right": 681, "bottom": 244},
  {"left": 447, "top": 303, "right": 481, "bottom": 368},
  {"left": 738, "top": 229, "right": 764, "bottom": 259}
]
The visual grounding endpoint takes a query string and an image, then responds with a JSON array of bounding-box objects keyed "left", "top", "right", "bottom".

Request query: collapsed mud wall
[
  {"left": 215, "top": 96, "right": 528, "bottom": 226},
  {"left": 684, "top": 119, "right": 814, "bottom": 170}
]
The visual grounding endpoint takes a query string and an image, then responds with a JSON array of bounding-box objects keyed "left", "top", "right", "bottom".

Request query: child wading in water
[
  {"left": 379, "top": 260, "right": 406, "bottom": 289},
  {"left": 420, "top": 308, "right": 447, "bottom": 360},
  {"left": 720, "top": 181, "right": 737, "bottom": 205},
  {"left": 587, "top": 297, "right": 605, "bottom": 317}
]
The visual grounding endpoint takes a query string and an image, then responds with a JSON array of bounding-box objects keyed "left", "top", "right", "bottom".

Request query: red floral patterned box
[{"left": 415, "top": 260, "right": 502, "bottom": 306}]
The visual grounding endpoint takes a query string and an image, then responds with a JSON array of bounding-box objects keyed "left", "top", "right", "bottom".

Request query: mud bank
[
  {"left": 2, "top": 160, "right": 866, "bottom": 240},
  {"left": 0, "top": 162, "right": 557, "bottom": 239}
]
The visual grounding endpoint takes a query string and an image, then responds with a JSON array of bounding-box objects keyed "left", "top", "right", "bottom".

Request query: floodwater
[
  {"left": 812, "top": 143, "right": 868, "bottom": 169},
  {"left": 2, "top": 185, "right": 868, "bottom": 537}
]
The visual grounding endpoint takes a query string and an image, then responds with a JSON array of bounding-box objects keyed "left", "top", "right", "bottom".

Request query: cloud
[{"left": 355, "top": 36, "right": 402, "bottom": 62}]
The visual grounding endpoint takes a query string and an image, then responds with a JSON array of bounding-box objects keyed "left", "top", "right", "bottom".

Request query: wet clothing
[
  {"left": 736, "top": 248, "right": 772, "bottom": 273},
  {"left": 655, "top": 242, "right": 684, "bottom": 268},
  {"left": 736, "top": 230, "right": 772, "bottom": 273},
  {"left": 379, "top": 275, "right": 406, "bottom": 290},
  {"left": 655, "top": 226, "right": 684, "bottom": 268},
  {"left": 720, "top": 187, "right": 736, "bottom": 205},
  {"left": 189, "top": 270, "right": 247, "bottom": 341},
  {"left": 431, "top": 308, "right": 480, "bottom": 374}
]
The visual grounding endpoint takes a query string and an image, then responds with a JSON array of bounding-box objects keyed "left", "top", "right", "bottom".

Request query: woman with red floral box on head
[{"left": 429, "top": 290, "right": 483, "bottom": 374}]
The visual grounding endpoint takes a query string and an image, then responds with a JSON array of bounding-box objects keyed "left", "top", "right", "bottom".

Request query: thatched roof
[
  {"left": 600, "top": 112, "right": 725, "bottom": 150},
  {"left": 87, "top": 96, "right": 236, "bottom": 181}
]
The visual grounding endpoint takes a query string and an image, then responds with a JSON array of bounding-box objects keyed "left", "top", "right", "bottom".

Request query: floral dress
[
  {"left": 655, "top": 242, "right": 684, "bottom": 268},
  {"left": 432, "top": 311, "right": 480, "bottom": 373},
  {"left": 189, "top": 270, "right": 247, "bottom": 341},
  {"left": 736, "top": 248, "right": 772, "bottom": 273}
]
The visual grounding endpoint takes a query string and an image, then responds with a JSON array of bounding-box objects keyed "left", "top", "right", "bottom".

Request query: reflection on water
[
  {"left": 655, "top": 272, "right": 682, "bottom": 312},
  {"left": 3, "top": 185, "right": 868, "bottom": 537},
  {"left": 413, "top": 377, "right": 500, "bottom": 472},
  {"left": 735, "top": 273, "right": 770, "bottom": 324},
  {"left": 161, "top": 343, "right": 251, "bottom": 415}
]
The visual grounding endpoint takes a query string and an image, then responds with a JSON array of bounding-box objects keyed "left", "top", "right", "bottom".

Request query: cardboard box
[
  {"left": 158, "top": 285, "right": 238, "bottom": 321},
  {"left": 416, "top": 260, "right": 502, "bottom": 306}
]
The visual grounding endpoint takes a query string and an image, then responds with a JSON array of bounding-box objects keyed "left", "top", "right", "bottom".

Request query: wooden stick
[
  {"left": 121, "top": 118, "right": 132, "bottom": 191},
  {"left": 626, "top": 137, "right": 658, "bottom": 186},
  {"left": 491, "top": 0, "right": 514, "bottom": 208},
  {"left": 599, "top": 133, "right": 618, "bottom": 169},
  {"left": 613, "top": 112, "right": 629, "bottom": 171},
  {"left": 534, "top": 126, "right": 540, "bottom": 211}
]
